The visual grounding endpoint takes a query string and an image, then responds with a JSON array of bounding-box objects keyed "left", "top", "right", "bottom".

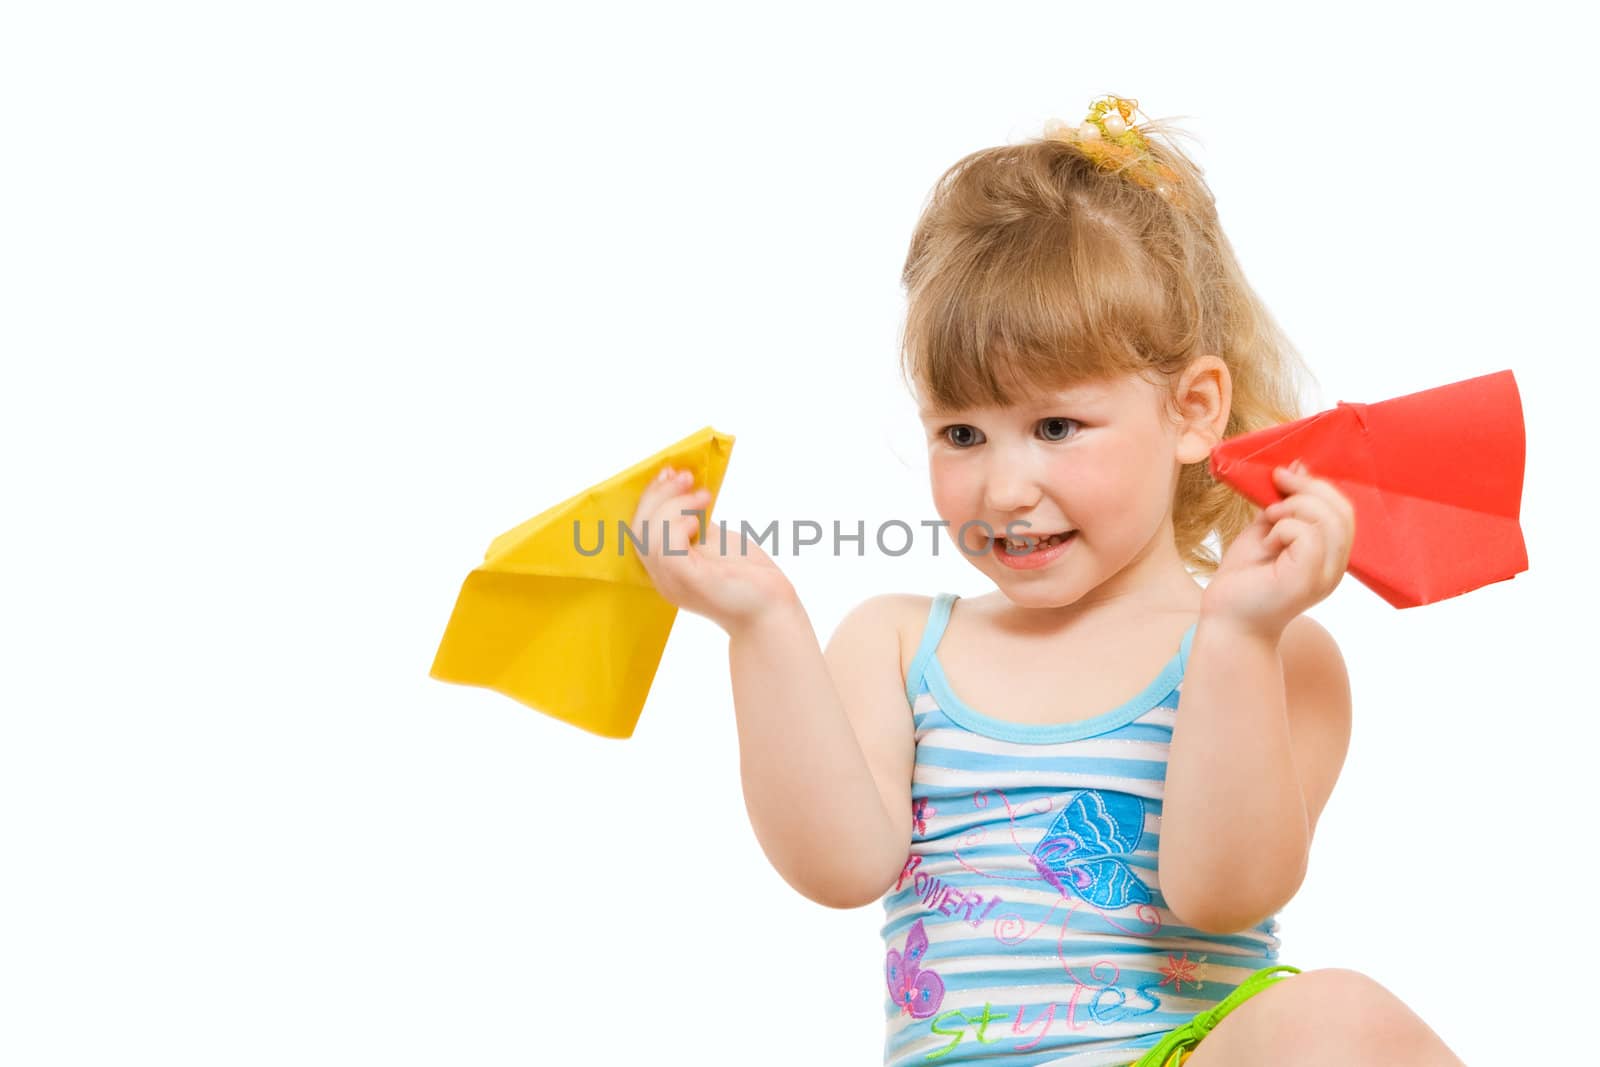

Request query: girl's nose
[{"left": 982, "top": 452, "right": 1044, "bottom": 513}]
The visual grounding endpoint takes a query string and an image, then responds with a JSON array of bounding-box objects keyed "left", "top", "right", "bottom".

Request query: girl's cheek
[{"left": 927, "top": 463, "right": 978, "bottom": 521}]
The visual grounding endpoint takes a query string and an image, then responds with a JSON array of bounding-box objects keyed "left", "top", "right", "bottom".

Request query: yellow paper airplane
[{"left": 430, "top": 426, "right": 735, "bottom": 738}]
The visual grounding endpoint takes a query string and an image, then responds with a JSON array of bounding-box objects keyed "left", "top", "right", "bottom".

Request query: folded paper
[
  {"left": 1208, "top": 369, "right": 1527, "bottom": 608},
  {"left": 430, "top": 426, "right": 735, "bottom": 738}
]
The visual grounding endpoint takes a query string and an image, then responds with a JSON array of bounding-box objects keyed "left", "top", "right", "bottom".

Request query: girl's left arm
[
  {"left": 1157, "top": 459, "right": 1356, "bottom": 935},
  {"left": 1157, "top": 611, "right": 1352, "bottom": 934}
]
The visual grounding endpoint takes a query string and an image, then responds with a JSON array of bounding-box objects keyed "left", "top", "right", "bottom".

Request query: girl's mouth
[{"left": 986, "top": 529, "right": 1077, "bottom": 570}]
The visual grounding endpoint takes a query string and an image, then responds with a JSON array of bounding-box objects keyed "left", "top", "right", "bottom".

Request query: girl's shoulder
[
  {"left": 824, "top": 592, "right": 942, "bottom": 709},
  {"left": 879, "top": 591, "right": 1002, "bottom": 690},
  {"left": 891, "top": 593, "right": 940, "bottom": 689},
  {"left": 838, "top": 592, "right": 942, "bottom": 694},
  {"left": 1279, "top": 614, "right": 1347, "bottom": 689}
]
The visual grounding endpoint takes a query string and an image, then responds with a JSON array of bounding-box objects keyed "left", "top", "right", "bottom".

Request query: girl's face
[{"left": 919, "top": 367, "right": 1211, "bottom": 612}]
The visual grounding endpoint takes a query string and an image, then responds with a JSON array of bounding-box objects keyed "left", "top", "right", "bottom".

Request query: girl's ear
[{"left": 1170, "top": 356, "right": 1231, "bottom": 465}]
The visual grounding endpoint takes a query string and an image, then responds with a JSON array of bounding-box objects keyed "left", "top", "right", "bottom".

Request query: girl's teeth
[{"left": 1001, "top": 531, "right": 1071, "bottom": 550}]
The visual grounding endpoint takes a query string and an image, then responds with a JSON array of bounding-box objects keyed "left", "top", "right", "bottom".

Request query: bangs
[
  {"left": 903, "top": 211, "right": 1179, "bottom": 413},
  {"left": 898, "top": 137, "right": 1201, "bottom": 415}
]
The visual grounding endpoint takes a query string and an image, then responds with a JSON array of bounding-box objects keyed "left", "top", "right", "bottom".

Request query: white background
[{"left": 4, "top": 2, "right": 1595, "bottom": 1064}]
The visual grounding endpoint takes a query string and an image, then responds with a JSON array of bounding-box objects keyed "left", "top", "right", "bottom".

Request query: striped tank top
[{"left": 879, "top": 592, "right": 1282, "bottom": 1066}]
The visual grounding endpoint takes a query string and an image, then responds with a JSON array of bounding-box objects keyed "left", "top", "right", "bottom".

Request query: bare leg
[{"left": 1184, "top": 968, "right": 1467, "bottom": 1066}]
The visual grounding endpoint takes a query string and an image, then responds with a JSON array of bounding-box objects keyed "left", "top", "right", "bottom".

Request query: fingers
[
  {"left": 631, "top": 465, "right": 712, "bottom": 556},
  {"left": 634, "top": 465, "right": 697, "bottom": 524},
  {"left": 634, "top": 465, "right": 691, "bottom": 519},
  {"left": 1262, "top": 505, "right": 1345, "bottom": 588},
  {"left": 1261, "top": 515, "right": 1315, "bottom": 557},
  {"left": 1264, "top": 462, "right": 1359, "bottom": 572},
  {"left": 1270, "top": 462, "right": 1356, "bottom": 533}
]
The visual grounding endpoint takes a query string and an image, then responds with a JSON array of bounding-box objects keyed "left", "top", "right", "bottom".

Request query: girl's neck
[{"left": 986, "top": 582, "right": 1202, "bottom": 635}]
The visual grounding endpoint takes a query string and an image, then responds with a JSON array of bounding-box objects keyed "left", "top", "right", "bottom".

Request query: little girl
[{"left": 631, "top": 96, "right": 1467, "bottom": 1066}]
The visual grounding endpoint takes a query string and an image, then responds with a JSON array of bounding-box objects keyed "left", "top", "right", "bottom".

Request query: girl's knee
[
  {"left": 1192, "top": 967, "right": 1455, "bottom": 1066},
  {"left": 1292, "top": 966, "right": 1389, "bottom": 1003},
  {"left": 1276, "top": 968, "right": 1428, "bottom": 1052}
]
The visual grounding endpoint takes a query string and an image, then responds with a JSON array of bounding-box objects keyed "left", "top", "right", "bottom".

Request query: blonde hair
[{"left": 898, "top": 107, "right": 1316, "bottom": 576}]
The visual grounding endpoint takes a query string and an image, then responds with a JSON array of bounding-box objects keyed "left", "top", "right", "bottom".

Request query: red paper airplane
[{"left": 1208, "top": 369, "right": 1527, "bottom": 608}]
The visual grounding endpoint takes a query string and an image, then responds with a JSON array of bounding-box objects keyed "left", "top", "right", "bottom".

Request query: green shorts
[{"left": 1129, "top": 964, "right": 1302, "bottom": 1066}]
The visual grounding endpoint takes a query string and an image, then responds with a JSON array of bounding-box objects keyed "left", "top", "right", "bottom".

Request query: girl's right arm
[
  {"left": 729, "top": 594, "right": 915, "bottom": 909},
  {"left": 631, "top": 466, "right": 914, "bottom": 908}
]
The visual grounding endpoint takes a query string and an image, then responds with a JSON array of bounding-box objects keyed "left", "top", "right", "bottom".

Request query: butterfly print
[{"left": 1028, "top": 789, "right": 1152, "bottom": 910}]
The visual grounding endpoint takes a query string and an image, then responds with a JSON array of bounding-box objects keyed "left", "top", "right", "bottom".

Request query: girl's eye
[
  {"left": 942, "top": 425, "right": 984, "bottom": 448},
  {"left": 941, "top": 420, "right": 1079, "bottom": 447},
  {"left": 1038, "top": 417, "right": 1080, "bottom": 442}
]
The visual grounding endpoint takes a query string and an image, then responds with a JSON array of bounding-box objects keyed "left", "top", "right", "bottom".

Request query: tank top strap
[
  {"left": 904, "top": 592, "right": 960, "bottom": 705},
  {"left": 1179, "top": 618, "right": 1199, "bottom": 674}
]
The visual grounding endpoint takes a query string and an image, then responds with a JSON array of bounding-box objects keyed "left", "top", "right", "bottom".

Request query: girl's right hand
[{"left": 629, "top": 464, "right": 799, "bottom": 636}]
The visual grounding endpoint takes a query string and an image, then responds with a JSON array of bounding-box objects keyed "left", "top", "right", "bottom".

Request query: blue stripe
[
  {"left": 881, "top": 899, "right": 1278, "bottom": 950},
  {"left": 887, "top": 1035, "right": 1164, "bottom": 1067},
  {"left": 916, "top": 706, "right": 1179, "bottom": 745},
  {"left": 885, "top": 960, "right": 1274, "bottom": 1010},
  {"left": 898, "top": 841, "right": 1164, "bottom": 867}
]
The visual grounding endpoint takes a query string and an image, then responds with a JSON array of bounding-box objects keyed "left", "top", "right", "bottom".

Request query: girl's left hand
[{"left": 1202, "top": 460, "right": 1356, "bottom": 640}]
